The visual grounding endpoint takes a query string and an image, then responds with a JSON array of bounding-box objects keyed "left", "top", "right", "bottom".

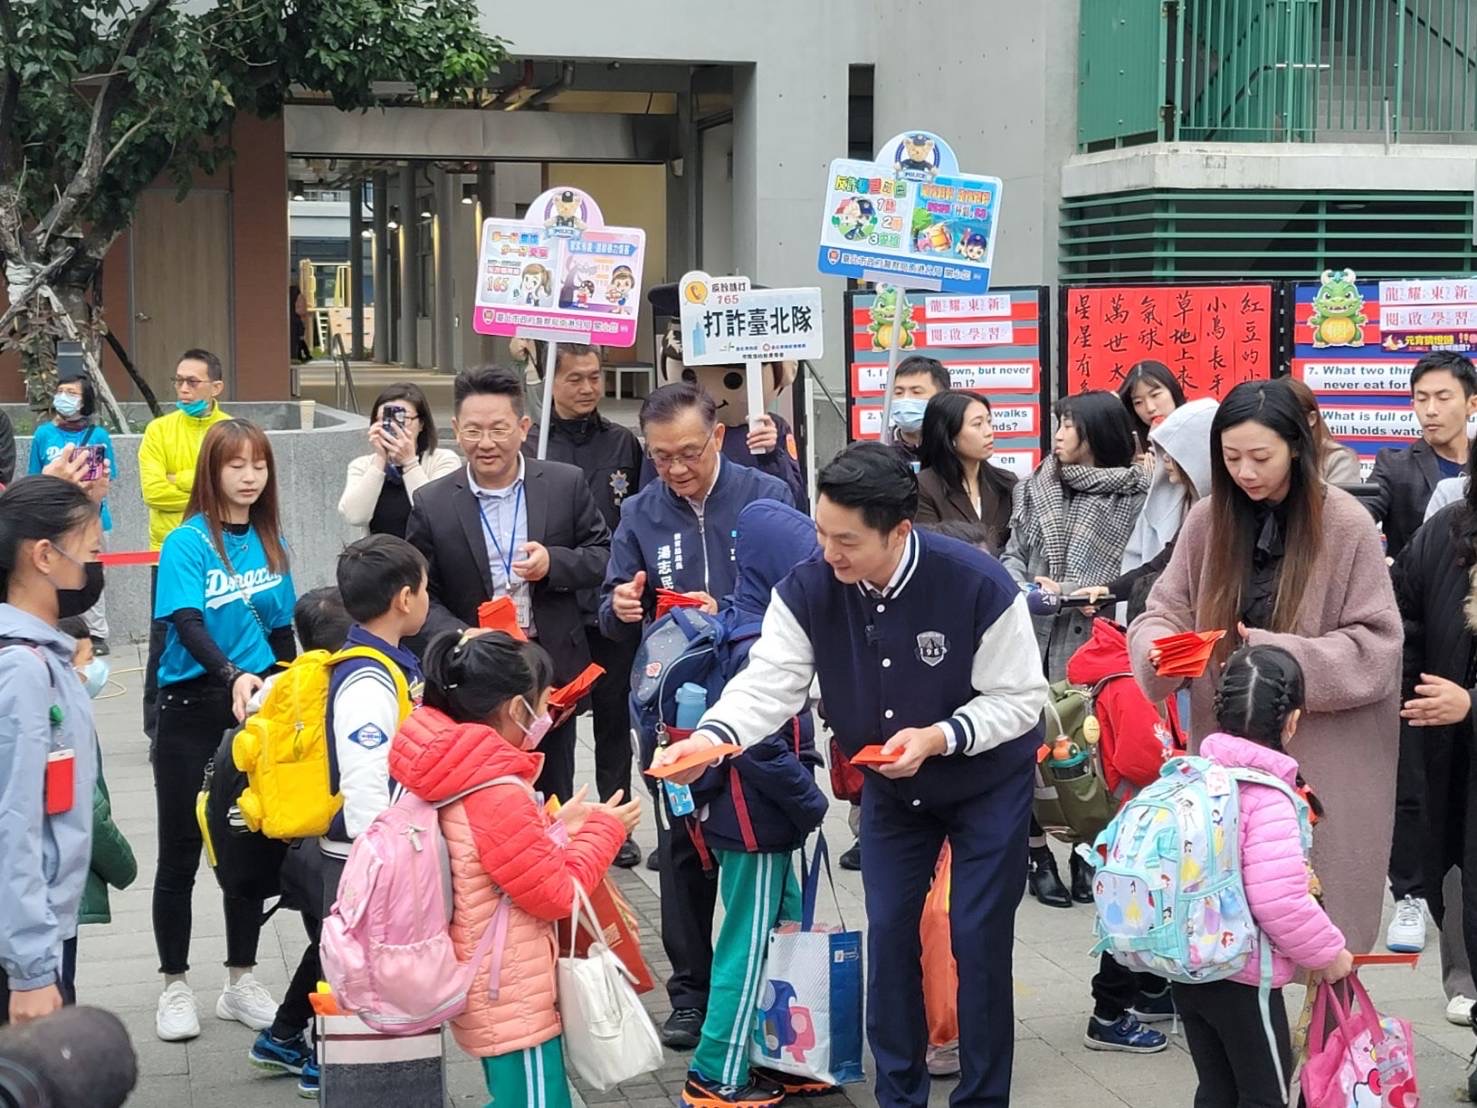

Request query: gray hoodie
[{"left": 0, "top": 604, "right": 97, "bottom": 989}]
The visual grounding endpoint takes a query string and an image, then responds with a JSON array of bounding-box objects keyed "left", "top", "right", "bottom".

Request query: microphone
[
  {"left": 864, "top": 623, "right": 880, "bottom": 646},
  {"left": 0, "top": 1007, "right": 137, "bottom": 1108},
  {"left": 1025, "top": 589, "right": 1118, "bottom": 618}
]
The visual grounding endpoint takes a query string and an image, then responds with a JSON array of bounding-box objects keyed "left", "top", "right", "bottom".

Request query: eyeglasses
[
  {"left": 173, "top": 376, "right": 208, "bottom": 388},
  {"left": 648, "top": 436, "right": 714, "bottom": 470},
  {"left": 457, "top": 425, "right": 521, "bottom": 444}
]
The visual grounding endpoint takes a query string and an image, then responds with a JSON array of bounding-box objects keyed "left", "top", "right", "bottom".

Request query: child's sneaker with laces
[
  {"left": 1084, "top": 1013, "right": 1168, "bottom": 1053},
  {"left": 681, "top": 1071, "right": 785, "bottom": 1108},
  {"left": 249, "top": 1029, "right": 312, "bottom": 1075}
]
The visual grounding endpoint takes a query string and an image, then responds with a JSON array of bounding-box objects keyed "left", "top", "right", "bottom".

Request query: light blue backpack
[{"left": 1088, "top": 754, "right": 1311, "bottom": 984}]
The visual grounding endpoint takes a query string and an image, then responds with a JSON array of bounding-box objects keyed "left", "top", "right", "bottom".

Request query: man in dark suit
[
  {"left": 406, "top": 365, "right": 611, "bottom": 801},
  {"left": 1367, "top": 350, "right": 1477, "bottom": 960}
]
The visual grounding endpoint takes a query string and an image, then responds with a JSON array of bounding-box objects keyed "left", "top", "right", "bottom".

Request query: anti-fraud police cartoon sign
[
  {"left": 473, "top": 187, "right": 646, "bottom": 347},
  {"left": 817, "top": 131, "right": 1002, "bottom": 294}
]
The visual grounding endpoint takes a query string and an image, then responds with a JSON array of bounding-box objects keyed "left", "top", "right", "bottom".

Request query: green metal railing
[{"left": 1078, "top": 0, "right": 1477, "bottom": 147}]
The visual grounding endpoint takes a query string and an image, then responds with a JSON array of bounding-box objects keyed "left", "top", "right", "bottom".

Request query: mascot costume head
[{"left": 645, "top": 282, "right": 797, "bottom": 427}]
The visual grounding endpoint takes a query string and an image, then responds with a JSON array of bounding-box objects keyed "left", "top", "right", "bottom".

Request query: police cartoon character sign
[
  {"left": 817, "top": 130, "right": 1002, "bottom": 295},
  {"left": 473, "top": 186, "right": 647, "bottom": 347}
]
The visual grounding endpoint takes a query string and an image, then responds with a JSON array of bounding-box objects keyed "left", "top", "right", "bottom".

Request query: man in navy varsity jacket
[{"left": 656, "top": 443, "right": 1048, "bottom": 1108}]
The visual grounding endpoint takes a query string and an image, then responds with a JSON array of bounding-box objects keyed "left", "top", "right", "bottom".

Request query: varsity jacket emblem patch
[{"left": 915, "top": 631, "right": 949, "bottom": 667}]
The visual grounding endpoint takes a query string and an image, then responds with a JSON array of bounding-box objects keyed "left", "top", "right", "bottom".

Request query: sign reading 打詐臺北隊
[
  {"left": 473, "top": 186, "right": 646, "bottom": 347},
  {"left": 676, "top": 272, "right": 824, "bottom": 366},
  {"left": 818, "top": 131, "right": 1002, "bottom": 294}
]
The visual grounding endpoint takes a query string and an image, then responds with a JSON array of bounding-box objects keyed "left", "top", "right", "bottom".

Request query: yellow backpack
[{"left": 233, "top": 647, "right": 414, "bottom": 841}]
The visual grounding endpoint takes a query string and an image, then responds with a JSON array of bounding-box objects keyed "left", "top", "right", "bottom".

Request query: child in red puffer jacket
[{"left": 388, "top": 630, "right": 642, "bottom": 1108}]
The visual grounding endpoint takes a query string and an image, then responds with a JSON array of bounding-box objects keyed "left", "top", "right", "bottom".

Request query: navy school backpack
[{"left": 628, "top": 606, "right": 763, "bottom": 771}]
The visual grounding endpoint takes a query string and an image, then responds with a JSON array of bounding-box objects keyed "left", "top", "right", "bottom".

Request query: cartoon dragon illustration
[{"left": 1309, "top": 268, "right": 1367, "bottom": 348}]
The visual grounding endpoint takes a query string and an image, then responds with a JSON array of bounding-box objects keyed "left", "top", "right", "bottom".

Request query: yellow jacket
[{"left": 138, "top": 405, "right": 231, "bottom": 549}]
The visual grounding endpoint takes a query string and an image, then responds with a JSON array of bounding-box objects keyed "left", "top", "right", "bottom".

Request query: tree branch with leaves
[{"left": 0, "top": 0, "right": 505, "bottom": 429}]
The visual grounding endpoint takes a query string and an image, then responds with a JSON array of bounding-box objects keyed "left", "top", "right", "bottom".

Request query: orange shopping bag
[
  {"left": 921, "top": 842, "right": 958, "bottom": 1048},
  {"left": 557, "top": 875, "right": 656, "bottom": 995}
]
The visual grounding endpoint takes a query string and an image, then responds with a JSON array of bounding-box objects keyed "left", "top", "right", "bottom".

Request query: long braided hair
[{"left": 1213, "top": 644, "right": 1324, "bottom": 818}]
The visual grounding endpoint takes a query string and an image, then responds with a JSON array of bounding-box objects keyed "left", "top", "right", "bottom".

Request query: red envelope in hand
[
  {"left": 645, "top": 744, "right": 744, "bottom": 779},
  {"left": 654, "top": 588, "right": 707, "bottom": 620},
  {"left": 477, "top": 597, "right": 527, "bottom": 640},
  {"left": 850, "top": 745, "right": 902, "bottom": 767},
  {"left": 1152, "top": 629, "right": 1227, "bottom": 678},
  {"left": 549, "top": 664, "right": 604, "bottom": 713}
]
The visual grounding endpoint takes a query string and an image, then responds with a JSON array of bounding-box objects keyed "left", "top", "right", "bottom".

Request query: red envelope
[
  {"left": 549, "top": 663, "right": 604, "bottom": 713},
  {"left": 644, "top": 743, "right": 744, "bottom": 779},
  {"left": 477, "top": 597, "right": 527, "bottom": 640},
  {"left": 1152, "top": 629, "right": 1227, "bottom": 678},
  {"left": 850, "top": 745, "right": 902, "bottom": 766},
  {"left": 654, "top": 588, "right": 707, "bottom": 620}
]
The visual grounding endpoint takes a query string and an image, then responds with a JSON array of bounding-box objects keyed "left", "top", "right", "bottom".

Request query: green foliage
[{"left": 0, "top": 0, "right": 506, "bottom": 243}]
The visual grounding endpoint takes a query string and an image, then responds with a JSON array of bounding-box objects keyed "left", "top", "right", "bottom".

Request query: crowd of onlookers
[{"left": 0, "top": 335, "right": 1475, "bottom": 1108}]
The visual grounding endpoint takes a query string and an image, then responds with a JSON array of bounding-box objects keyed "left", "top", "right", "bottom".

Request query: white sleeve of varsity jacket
[
  {"left": 332, "top": 667, "right": 403, "bottom": 839},
  {"left": 937, "top": 593, "right": 1050, "bottom": 757},
  {"left": 696, "top": 591, "right": 815, "bottom": 750}
]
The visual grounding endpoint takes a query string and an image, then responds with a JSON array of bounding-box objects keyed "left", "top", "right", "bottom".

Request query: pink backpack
[{"left": 320, "top": 777, "right": 524, "bottom": 1035}]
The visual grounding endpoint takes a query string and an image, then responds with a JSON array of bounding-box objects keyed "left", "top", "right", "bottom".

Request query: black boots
[
  {"left": 1069, "top": 850, "right": 1095, "bottom": 904},
  {"left": 1028, "top": 846, "right": 1072, "bottom": 908}
]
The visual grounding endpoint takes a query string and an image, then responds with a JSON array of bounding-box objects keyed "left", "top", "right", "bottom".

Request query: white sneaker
[
  {"left": 156, "top": 982, "right": 201, "bottom": 1042},
  {"left": 1386, "top": 895, "right": 1428, "bottom": 953},
  {"left": 216, "top": 973, "right": 278, "bottom": 1031},
  {"left": 1447, "top": 995, "right": 1474, "bottom": 1026}
]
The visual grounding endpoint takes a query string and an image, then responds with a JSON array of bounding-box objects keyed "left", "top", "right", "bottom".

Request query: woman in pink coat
[{"left": 1174, "top": 645, "right": 1353, "bottom": 1107}]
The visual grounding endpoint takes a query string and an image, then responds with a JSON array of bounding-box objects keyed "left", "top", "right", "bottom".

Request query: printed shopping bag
[
  {"left": 921, "top": 842, "right": 958, "bottom": 1049},
  {"left": 1300, "top": 974, "right": 1419, "bottom": 1107},
  {"left": 555, "top": 873, "right": 656, "bottom": 994},
  {"left": 751, "top": 833, "right": 865, "bottom": 1086}
]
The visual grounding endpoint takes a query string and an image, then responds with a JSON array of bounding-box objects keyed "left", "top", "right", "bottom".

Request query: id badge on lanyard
[{"left": 480, "top": 485, "right": 530, "bottom": 630}]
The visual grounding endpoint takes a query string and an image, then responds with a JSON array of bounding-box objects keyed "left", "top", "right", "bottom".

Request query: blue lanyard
[{"left": 477, "top": 482, "right": 523, "bottom": 583}]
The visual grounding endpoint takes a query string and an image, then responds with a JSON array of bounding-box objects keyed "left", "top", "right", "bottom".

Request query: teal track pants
[
  {"left": 691, "top": 850, "right": 801, "bottom": 1087},
  {"left": 481, "top": 1035, "right": 572, "bottom": 1108}
]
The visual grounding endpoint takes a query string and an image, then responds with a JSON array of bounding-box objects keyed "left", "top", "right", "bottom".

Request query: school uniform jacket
[{"left": 695, "top": 529, "right": 1049, "bottom": 809}]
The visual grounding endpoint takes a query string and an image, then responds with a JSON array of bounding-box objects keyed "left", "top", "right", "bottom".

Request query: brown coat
[
  {"left": 1128, "top": 487, "right": 1402, "bottom": 953},
  {"left": 914, "top": 464, "right": 1016, "bottom": 546}
]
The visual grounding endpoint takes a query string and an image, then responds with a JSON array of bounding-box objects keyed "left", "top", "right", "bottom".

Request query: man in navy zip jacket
[
  {"left": 657, "top": 443, "right": 1048, "bottom": 1108},
  {"left": 600, "top": 381, "right": 793, "bottom": 1050}
]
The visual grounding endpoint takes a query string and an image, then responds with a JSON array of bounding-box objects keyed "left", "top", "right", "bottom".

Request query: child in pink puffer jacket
[{"left": 1173, "top": 645, "right": 1354, "bottom": 1108}]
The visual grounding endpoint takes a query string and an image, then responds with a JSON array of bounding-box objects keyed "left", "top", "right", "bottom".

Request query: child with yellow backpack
[{"left": 202, "top": 535, "right": 428, "bottom": 1097}]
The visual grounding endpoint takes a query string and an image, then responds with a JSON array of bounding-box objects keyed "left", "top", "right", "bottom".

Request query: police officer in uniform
[{"left": 656, "top": 443, "right": 1047, "bottom": 1108}]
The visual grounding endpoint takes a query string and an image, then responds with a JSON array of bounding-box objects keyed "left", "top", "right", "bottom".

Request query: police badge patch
[
  {"left": 915, "top": 631, "right": 949, "bottom": 667},
  {"left": 609, "top": 470, "right": 631, "bottom": 505}
]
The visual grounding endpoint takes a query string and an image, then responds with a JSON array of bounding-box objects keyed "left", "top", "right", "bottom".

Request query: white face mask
[{"left": 515, "top": 695, "right": 553, "bottom": 751}]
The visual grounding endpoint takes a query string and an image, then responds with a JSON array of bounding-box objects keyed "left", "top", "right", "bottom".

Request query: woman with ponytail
[
  {"left": 1130, "top": 378, "right": 1401, "bottom": 954},
  {"left": 0, "top": 476, "right": 103, "bottom": 1025},
  {"left": 388, "top": 630, "right": 641, "bottom": 1107},
  {"left": 1174, "top": 645, "right": 1352, "bottom": 1107}
]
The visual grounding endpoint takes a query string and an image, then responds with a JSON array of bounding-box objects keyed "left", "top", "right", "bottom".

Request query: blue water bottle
[{"left": 666, "top": 682, "right": 707, "bottom": 817}]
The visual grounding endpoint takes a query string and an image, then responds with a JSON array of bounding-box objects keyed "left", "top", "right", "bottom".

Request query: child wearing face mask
[
  {"left": 57, "top": 618, "right": 138, "bottom": 980},
  {"left": 0, "top": 477, "right": 104, "bottom": 1025},
  {"left": 27, "top": 368, "right": 117, "bottom": 653},
  {"left": 388, "top": 630, "right": 642, "bottom": 1108}
]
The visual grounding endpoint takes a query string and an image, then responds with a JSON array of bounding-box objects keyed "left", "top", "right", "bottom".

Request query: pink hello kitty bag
[{"left": 1300, "top": 974, "right": 1418, "bottom": 1107}]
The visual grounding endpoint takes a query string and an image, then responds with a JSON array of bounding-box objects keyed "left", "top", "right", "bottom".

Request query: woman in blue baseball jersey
[
  {"left": 26, "top": 368, "right": 117, "bottom": 649},
  {"left": 151, "top": 420, "right": 297, "bottom": 1045}
]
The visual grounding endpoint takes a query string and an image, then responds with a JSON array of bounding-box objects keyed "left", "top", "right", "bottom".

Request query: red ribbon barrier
[{"left": 98, "top": 550, "right": 160, "bottom": 567}]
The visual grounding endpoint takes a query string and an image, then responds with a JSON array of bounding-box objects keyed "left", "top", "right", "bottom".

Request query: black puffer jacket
[{"left": 1391, "top": 501, "right": 1477, "bottom": 925}]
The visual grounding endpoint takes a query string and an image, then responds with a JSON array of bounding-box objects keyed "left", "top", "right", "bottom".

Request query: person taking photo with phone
[
  {"left": 338, "top": 384, "right": 460, "bottom": 538},
  {"left": 27, "top": 365, "right": 117, "bottom": 654}
]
